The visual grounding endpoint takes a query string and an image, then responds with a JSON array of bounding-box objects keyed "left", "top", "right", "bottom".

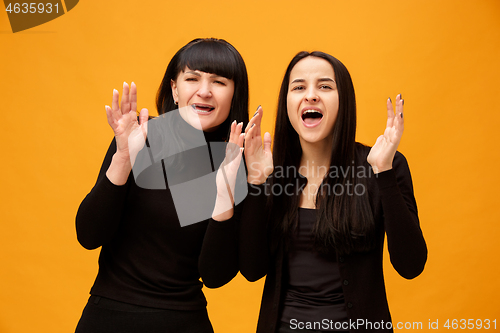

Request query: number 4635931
[{"left": 5, "top": 3, "right": 59, "bottom": 14}]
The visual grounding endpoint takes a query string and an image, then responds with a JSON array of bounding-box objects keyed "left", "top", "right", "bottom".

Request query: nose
[
  {"left": 197, "top": 80, "right": 212, "bottom": 99},
  {"left": 305, "top": 87, "right": 318, "bottom": 103}
]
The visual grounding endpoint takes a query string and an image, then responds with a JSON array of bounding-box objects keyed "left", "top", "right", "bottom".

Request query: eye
[
  {"left": 291, "top": 85, "right": 305, "bottom": 91},
  {"left": 185, "top": 77, "right": 198, "bottom": 82},
  {"left": 214, "top": 80, "right": 226, "bottom": 86},
  {"left": 319, "top": 84, "right": 333, "bottom": 90}
]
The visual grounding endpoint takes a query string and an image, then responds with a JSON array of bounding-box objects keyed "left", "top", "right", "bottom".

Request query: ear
[{"left": 170, "top": 79, "right": 178, "bottom": 104}]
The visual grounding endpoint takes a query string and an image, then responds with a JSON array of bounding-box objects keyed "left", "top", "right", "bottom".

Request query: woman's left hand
[
  {"left": 367, "top": 94, "right": 404, "bottom": 174},
  {"left": 212, "top": 121, "right": 245, "bottom": 221}
]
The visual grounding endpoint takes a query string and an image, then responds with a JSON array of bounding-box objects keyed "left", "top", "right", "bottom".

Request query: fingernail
[
  {"left": 402, "top": 99, "right": 404, "bottom": 105},
  {"left": 105, "top": 105, "right": 110, "bottom": 110},
  {"left": 388, "top": 97, "right": 392, "bottom": 103},
  {"left": 399, "top": 93, "right": 402, "bottom": 99},
  {"left": 257, "top": 105, "right": 261, "bottom": 110},
  {"left": 240, "top": 147, "right": 244, "bottom": 153},
  {"left": 239, "top": 122, "right": 243, "bottom": 127},
  {"left": 251, "top": 123, "right": 255, "bottom": 128},
  {"left": 401, "top": 112, "right": 403, "bottom": 118},
  {"left": 253, "top": 110, "right": 259, "bottom": 117},
  {"left": 232, "top": 120, "right": 237, "bottom": 125},
  {"left": 113, "top": 89, "right": 118, "bottom": 94}
]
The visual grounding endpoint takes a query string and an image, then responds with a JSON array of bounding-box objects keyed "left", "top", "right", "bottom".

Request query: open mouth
[
  {"left": 191, "top": 104, "right": 215, "bottom": 114},
  {"left": 301, "top": 109, "right": 324, "bottom": 127}
]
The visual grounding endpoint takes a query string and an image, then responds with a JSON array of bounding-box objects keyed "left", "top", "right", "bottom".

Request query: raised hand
[
  {"left": 105, "top": 82, "right": 149, "bottom": 163},
  {"left": 212, "top": 121, "right": 245, "bottom": 221},
  {"left": 244, "top": 106, "right": 273, "bottom": 185},
  {"left": 105, "top": 82, "right": 149, "bottom": 185},
  {"left": 367, "top": 94, "right": 404, "bottom": 174}
]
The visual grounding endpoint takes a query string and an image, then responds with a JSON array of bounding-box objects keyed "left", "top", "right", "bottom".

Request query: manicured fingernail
[
  {"left": 400, "top": 112, "right": 403, "bottom": 118},
  {"left": 113, "top": 89, "right": 118, "bottom": 94},
  {"left": 232, "top": 120, "right": 237, "bottom": 125},
  {"left": 105, "top": 105, "right": 110, "bottom": 110},
  {"left": 399, "top": 93, "right": 402, "bottom": 99},
  {"left": 257, "top": 105, "right": 261, "bottom": 110},
  {"left": 388, "top": 97, "right": 392, "bottom": 103},
  {"left": 253, "top": 110, "right": 259, "bottom": 117},
  {"left": 251, "top": 123, "right": 255, "bottom": 128},
  {"left": 240, "top": 147, "right": 244, "bottom": 153},
  {"left": 402, "top": 99, "right": 404, "bottom": 105}
]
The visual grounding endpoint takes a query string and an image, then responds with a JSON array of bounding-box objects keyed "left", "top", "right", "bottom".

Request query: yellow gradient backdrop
[{"left": 1, "top": 0, "right": 499, "bottom": 332}]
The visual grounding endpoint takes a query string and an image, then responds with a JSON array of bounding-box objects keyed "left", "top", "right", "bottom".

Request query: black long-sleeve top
[
  {"left": 239, "top": 145, "right": 427, "bottom": 332},
  {"left": 76, "top": 131, "right": 240, "bottom": 310}
]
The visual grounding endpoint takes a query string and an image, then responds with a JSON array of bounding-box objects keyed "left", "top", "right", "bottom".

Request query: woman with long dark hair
[
  {"left": 241, "top": 51, "right": 427, "bottom": 332},
  {"left": 74, "top": 38, "right": 248, "bottom": 333}
]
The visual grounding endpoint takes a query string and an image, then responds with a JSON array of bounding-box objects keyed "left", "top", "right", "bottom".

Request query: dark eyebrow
[
  {"left": 290, "top": 78, "right": 336, "bottom": 84},
  {"left": 210, "top": 74, "right": 226, "bottom": 79},
  {"left": 185, "top": 71, "right": 202, "bottom": 76}
]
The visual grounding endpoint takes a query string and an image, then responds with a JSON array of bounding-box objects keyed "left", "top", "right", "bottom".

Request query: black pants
[{"left": 75, "top": 295, "right": 214, "bottom": 333}]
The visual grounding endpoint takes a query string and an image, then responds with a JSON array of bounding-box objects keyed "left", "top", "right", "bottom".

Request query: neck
[{"left": 299, "top": 136, "right": 333, "bottom": 179}]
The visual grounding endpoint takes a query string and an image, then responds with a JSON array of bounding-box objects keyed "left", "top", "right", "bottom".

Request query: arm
[
  {"left": 377, "top": 152, "right": 427, "bottom": 279},
  {"left": 76, "top": 82, "right": 148, "bottom": 249},
  {"left": 239, "top": 182, "right": 270, "bottom": 282},
  {"left": 199, "top": 203, "right": 242, "bottom": 288},
  {"left": 367, "top": 94, "right": 427, "bottom": 279},
  {"left": 76, "top": 138, "right": 131, "bottom": 249},
  {"left": 239, "top": 106, "right": 273, "bottom": 282}
]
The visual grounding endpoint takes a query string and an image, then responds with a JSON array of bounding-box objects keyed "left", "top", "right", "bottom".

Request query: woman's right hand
[
  {"left": 244, "top": 106, "right": 273, "bottom": 185},
  {"left": 105, "top": 82, "right": 149, "bottom": 185},
  {"left": 105, "top": 82, "right": 149, "bottom": 163}
]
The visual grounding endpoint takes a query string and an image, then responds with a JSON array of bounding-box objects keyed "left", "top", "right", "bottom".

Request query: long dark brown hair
[{"left": 269, "top": 51, "right": 375, "bottom": 255}]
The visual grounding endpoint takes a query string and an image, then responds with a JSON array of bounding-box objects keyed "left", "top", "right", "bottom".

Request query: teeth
[{"left": 303, "top": 110, "right": 321, "bottom": 114}]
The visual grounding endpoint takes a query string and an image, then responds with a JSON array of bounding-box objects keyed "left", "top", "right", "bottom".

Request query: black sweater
[
  {"left": 76, "top": 136, "right": 240, "bottom": 310},
  {"left": 239, "top": 145, "right": 427, "bottom": 332}
]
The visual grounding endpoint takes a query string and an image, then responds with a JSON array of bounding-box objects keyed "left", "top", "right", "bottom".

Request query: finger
[
  {"left": 228, "top": 120, "right": 237, "bottom": 143},
  {"left": 105, "top": 105, "right": 115, "bottom": 126},
  {"left": 245, "top": 105, "right": 261, "bottom": 132},
  {"left": 396, "top": 93, "right": 403, "bottom": 118},
  {"left": 263, "top": 132, "right": 272, "bottom": 153},
  {"left": 130, "top": 82, "right": 137, "bottom": 113},
  {"left": 237, "top": 133, "right": 245, "bottom": 148},
  {"left": 112, "top": 89, "right": 120, "bottom": 114},
  {"left": 386, "top": 97, "right": 395, "bottom": 129},
  {"left": 121, "top": 82, "right": 130, "bottom": 114},
  {"left": 139, "top": 108, "right": 149, "bottom": 138},
  {"left": 139, "top": 108, "right": 149, "bottom": 125}
]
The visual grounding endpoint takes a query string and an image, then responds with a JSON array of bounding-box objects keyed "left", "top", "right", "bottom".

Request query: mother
[{"left": 75, "top": 38, "right": 248, "bottom": 333}]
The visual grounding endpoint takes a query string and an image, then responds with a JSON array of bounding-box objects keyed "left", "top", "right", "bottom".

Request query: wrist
[{"left": 371, "top": 164, "right": 392, "bottom": 174}]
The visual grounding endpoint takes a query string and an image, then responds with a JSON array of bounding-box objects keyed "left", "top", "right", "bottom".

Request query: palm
[
  {"left": 213, "top": 121, "right": 245, "bottom": 220},
  {"left": 367, "top": 95, "right": 404, "bottom": 174},
  {"left": 244, "top": 106, "right": 273, "bottom": 184},
  {"left": 105, "top": 82, "right": 148, "bottom": 162}
]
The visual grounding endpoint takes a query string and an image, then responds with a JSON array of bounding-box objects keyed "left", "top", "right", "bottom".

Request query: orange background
[{"left": 1, "top": 0, "right": 499, "bottom": 332}]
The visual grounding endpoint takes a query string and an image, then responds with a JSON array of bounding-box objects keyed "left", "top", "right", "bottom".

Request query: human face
[
  {"left": 171, "top": 67, "right": 234, "bottom": 132},
  {"left": 287, "top": 57, "right": 339, "bottom": 146}
]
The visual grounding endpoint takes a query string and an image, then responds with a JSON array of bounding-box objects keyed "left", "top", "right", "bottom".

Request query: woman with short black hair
[{"left": 75, "top": 38, "right": 249, "bottom": 333}]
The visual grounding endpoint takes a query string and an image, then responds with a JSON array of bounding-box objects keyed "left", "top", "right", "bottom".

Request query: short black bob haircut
[{"left": 156, "top": 38, "right": 249, "bottom": 140}]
